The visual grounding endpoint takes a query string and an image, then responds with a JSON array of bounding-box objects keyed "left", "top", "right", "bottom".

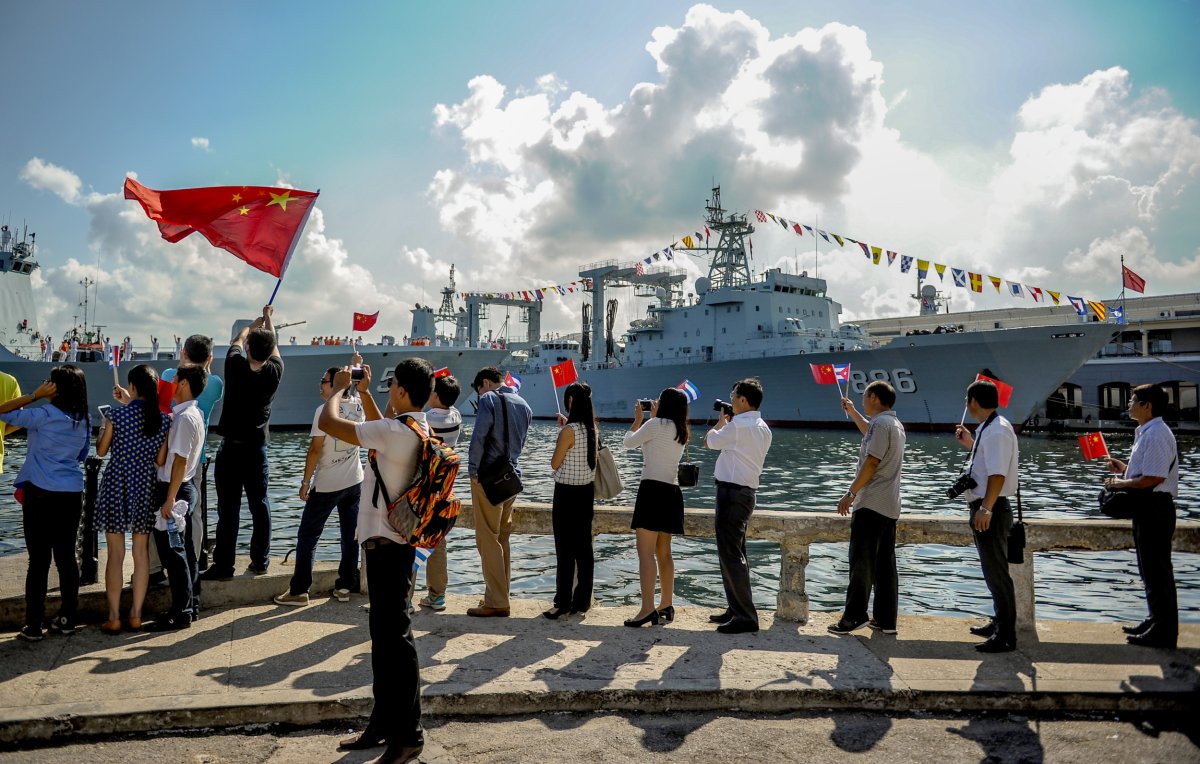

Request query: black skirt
[{"left": 631, "top": 479, "right": 684, "bottom": 534}]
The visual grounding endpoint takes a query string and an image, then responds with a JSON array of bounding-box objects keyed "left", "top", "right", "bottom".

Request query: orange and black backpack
[{"left": 367, "top": 415, "right": 461, "bottom": 548}]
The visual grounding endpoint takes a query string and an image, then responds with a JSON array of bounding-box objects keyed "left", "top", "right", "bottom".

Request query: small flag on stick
[
  {"left": 975, "top": 373, "right": 1014, "bottom": 408},
  {"left": 433, "top": 367, "right": 452, "bottom": 379},
  {"left": 109, "top": 346, "right": 122, "bottom": 386},
  {"left": 550, "top": 359, "right": 578, "bottom": 388},
  {"left": 1079, "top": 432, "right": 1109, "bottom": 460},
  {"left": 677, "top": 379, "right": 699, "bottom": 403},
  {"left": 156, "top": 378, "right": 177, "bottom": 414},
  {"left": 503, "top": 371, "right": 522, "bottom": 392}
]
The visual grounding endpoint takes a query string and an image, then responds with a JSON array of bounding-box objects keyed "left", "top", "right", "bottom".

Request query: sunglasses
[
  {"left": 386, "top": 377, "right": 395, "bottom": 388},
  {"left": 319, "top": 378, "right": 332, "bottom": 385}
]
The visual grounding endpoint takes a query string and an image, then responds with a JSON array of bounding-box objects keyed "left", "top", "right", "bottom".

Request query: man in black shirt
[{"left": 201, "top": 306, "right": 284, "bottom": 580}]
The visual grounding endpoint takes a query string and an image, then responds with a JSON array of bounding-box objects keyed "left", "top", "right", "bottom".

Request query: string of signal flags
[{"left": 750, "top": 208, "right": 1148, "bottom": 323}]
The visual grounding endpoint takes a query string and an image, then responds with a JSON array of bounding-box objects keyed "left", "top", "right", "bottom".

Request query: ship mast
[
  {"left": 703, "top": 185, "right": 753, "bottom": 290},
  {"left": 434, "top": 264, "right": 459, "bottom": 341}
]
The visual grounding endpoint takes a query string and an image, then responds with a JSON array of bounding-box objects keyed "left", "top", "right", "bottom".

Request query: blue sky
[{"left": 3, "top": 1, "right": 1199, "bottom": 341}]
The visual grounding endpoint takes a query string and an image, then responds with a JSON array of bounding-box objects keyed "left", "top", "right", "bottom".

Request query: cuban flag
[
  {"left": 413, "top": 546, "right": 432, "bottom": 573},
  {"left": 108, "top": 346, "right": 122, "bottom": 369},
  {"left": 677, "top": 379, "right": 700, "bottom": 403},
  {"left": 833, "top": 363, "right": 851, "bottom": 382},
  {"left": 1067, "top": 295, "right": 1087, "bottom": 315},
  {"left": 503, "top": 371, "right": 522, "bottom": 392}
]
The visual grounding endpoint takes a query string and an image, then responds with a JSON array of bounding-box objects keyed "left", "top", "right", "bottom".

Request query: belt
[
  {"left": 715, "top": 479, "right": 754, "bottom": 491},
  {"left": 363, "top": 537, "right": 399, "bottom": 550}
]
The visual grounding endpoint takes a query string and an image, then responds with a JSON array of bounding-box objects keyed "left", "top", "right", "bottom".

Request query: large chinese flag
[
  {"left": 975, "top": 373, "right": 1014, "bottom": 408},
  {"left": 124, "top": 178, "right": 318, "bottom": 278},
  {"left": 550, "top": 359, "right": 579, "bottom": 388},
  {"left": 1078, "top": 432, "right": 1109, "bottom": 460},
  {"left": 1122, "top": 265, "right": 1146, "bottom": 294},
  {"left": 353, "top": 311, "right": 379, "bottom": 332},
  {"left": 809, "top": 363, "right": 837, "bottom": 385}
]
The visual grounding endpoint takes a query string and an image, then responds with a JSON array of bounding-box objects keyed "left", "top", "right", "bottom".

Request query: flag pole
[
  {"left": 267, "top": 189, "right": 320, "bottom": 307},
  {"left": 553, "top": 385, "right": 562, "bottom": 417},
  {"left": 267, "top": 278, "right": 283, "bottom": 307}
]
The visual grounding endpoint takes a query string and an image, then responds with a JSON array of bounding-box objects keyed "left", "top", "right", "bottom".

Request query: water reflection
[{"left": 1, "top": 422, "right": 1195, "bottom": 623}]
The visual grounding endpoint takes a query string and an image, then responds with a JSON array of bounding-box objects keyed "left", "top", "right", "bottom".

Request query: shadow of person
[
  {"left": 829, "top": 712, "right": 892, "bottom": 753},
  {"left": 947, "top": 714, "right": 1046, "bottom": 764},
  {"left": 625, "top": 710, "right": 716, "bottom": 753}
]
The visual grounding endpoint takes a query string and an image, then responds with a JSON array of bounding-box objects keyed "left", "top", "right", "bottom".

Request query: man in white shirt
[
  {"left": 414, "top": 372, "right": 463, "bottom": 612},
  {"left": 953, "top": 379, "right": 1020, "bottom": 653},
  {"left": 145, "top": 366, "right": 208, "bottom": 632},
  {"left": 318, "top": 357, "right": 433, "bottom": 764},
  {"left": 275, "top": 362, "right": 366, "bottom": 607},
  {"left": 704, "top": 378, "right": 773, "bottom": 634},
  {"left": 151, "top": 336, "right": 160, "bottom": 361}
]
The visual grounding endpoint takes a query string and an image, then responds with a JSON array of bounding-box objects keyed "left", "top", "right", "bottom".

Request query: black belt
[{"left": 715, "top": 479, "right": 753, "bottom": 491}]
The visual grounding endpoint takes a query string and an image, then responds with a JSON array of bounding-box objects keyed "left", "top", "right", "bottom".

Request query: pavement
[{"left": 1, "top": 572, "right": 1198, "bottom": 747}]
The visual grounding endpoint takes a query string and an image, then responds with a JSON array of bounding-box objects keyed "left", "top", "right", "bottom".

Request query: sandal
[{"left": 100, "top": 619, "right": 123, "bottom": 635}]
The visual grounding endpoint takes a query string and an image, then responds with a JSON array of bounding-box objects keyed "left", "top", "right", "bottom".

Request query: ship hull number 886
[{"left": 847, "top": 368, "right": 917, "bottom": 394}]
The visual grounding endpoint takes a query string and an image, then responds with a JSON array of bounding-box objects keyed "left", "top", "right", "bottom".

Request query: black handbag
[
  {"left": 1007, "top": 484, "right": 1026, "bottom": 564},
  {"left": 1097, "top": 488, "right": 1142, "bottom": 519},
  {"left": 677, "top": 462, "right": 699, "bottom": 487},
  {"left": 477, "top": 391, "right": 523, "bottom": 505}
]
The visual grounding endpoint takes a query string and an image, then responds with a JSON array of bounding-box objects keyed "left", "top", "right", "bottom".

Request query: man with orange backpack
[{"left": 317, "top": 357, "right": 444, "bottom": 764}]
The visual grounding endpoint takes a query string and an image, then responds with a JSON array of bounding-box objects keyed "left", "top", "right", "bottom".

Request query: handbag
[
  {"left": 677, "top": 462, "right": 699, "bottom": 487},
  {"left": 477, "top": 392, "right": 524, "bottom": 505},
  {"left": 593, "top": 434, "right": 624, "bottom": 500},
  {"left": 1097, "top": 488, "right": 1142, "bottom": 519},
  {"left": 1007, "top": 484, "right": 1026, "bottom": 564}
]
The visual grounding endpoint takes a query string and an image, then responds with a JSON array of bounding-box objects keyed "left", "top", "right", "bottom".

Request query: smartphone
[
  {"left": 639, "top": 399, "right": 654, "bottom": 411},
  {"left": 97, "top": 404, "right": 112, "bottom": 419}
]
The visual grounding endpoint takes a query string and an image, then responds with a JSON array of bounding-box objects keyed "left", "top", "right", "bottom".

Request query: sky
[{"left": 3, "top": 0, "right": 1200, "bottom": 346}]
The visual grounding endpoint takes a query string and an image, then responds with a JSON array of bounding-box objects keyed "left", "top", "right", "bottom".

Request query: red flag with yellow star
[
  {"left": 353, "top": 311, "right": 379, "bottom": 332},
  {"left": 550, "top": 359, "right": 579, "bottom": 388},
  {"left": 124, "top": 178, "right": 318, "bottom": 278},
  {"left": 1078, "top": 432, "right": 1109, "bottom": 460},
  {"left": 809, "top": 363, "right": 838, "bottom": 385}
]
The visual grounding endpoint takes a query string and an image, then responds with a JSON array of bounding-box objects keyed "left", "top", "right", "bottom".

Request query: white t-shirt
[
  {"left": 426, "top": 406, "right": 462, "bottom": 448},
  {"left": 157, "top": 400, "right": 206, "bottom": 483},
  {"left": 622, "top": 418, "right": 685, "bottom": 485},
  {"left": 310, "top": 397, "right": 365, "bottom": 493},
  {"left": 355, "top": 412, "right": 427, "bottom": 544},
  {"left": 965, "top": 414, "right": 1019, "bottom": 501}
]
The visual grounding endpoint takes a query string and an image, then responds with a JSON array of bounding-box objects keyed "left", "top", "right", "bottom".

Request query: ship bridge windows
[{"left": 1045, "top": 383, "right": 1083, "bottom": 420}]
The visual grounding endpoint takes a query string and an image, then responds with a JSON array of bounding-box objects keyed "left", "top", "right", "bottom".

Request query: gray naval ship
[
  {"left": 0, "top": 225, "right": 507, "bottom": 427},
  {"left": 484, "top": 187, "right": 1117, "bottom": 430}
]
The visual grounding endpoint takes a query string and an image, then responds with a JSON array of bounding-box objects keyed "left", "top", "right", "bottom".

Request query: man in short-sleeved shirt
[
  {"left": 829, "top": 381, "right": 906, "bottom": 635},
  {"left": 0, "top": 371, "right": 20, "bottom": 474}
]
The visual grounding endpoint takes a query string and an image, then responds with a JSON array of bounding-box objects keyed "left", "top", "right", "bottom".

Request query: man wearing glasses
[
  {"left": 704, "top": 378, "right": 772, "bottom": 634},
  {"left": 1105, "top": 384, "right": 1179, "bottom": 648}
]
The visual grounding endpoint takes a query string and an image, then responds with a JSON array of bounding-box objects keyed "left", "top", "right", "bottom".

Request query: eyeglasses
[
  {"left": 386, "top": 378, "right": 395, "bottom": 388},
  {"left": 319, "top": 378, "right": 332, "bottom": 385}
]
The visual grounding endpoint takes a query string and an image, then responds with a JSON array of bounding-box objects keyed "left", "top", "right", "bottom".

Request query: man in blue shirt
[{"left": 466, "top": 366, "right": 531, "bottom": 617}]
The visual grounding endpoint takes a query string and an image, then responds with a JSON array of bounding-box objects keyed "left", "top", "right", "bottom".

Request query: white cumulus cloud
[
  {"left": 191, "top": 137, "right": 211, "bottom": 151},
  {"left": 20, "top": 157, "right": 84, "bottom": 205}
]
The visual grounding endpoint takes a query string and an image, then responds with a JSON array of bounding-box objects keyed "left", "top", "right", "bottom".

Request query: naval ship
[
  {"left": 0, "top": 226, "right": 507, "bottom": 427},
  {"left": 487, "top": 187, "right": 1117, "bottom": 430}
]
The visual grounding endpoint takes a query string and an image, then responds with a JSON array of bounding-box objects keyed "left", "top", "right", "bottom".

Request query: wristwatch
[
  {"left": 979, "top": 506, "right": 992, "bottom": 515},
  {"left": 845, "top": 490, "right": 856, "bottom": 499}
]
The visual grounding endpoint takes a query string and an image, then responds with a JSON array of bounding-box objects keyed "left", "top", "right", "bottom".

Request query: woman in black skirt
[
  {"left": 544, "top": 382, "right": 597, "bottom": 619},
  {"left": 622, "top": 387, "right": 688, "bottom": 626}
]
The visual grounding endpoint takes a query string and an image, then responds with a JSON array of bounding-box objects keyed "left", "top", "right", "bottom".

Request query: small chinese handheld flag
[
  {"left": 433, "top": 367, "right": 451, "bottom": 379},
  {"left": 810, "top": 363, "right": 838, "bottom": 385},
  {"left": 124, "top": 178, "right": 318, "bottom": 278},
  {"left": 550, "top": 359, "right": 578, "bottom": 388},
  {"left": 353, "top": 311, "right": 379, "bottom": 332},
  {"left": 1078, "top": 432, "right": 1109, "bottom": 460},
  {"left": 1122, "top": 265, "right": 1146, "bottom": 294},
  {"left": 156, "top": 378, "right": 177, "bottom": 414},
  {"left": 975, "top": 373, "right": 1014, "bottom": 408}
]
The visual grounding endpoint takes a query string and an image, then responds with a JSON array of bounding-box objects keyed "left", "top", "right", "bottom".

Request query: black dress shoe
[
  {"left": 143, "top": 614, "right": 191, "bottom": 632},
  {"left": 969, "top": 621, "right": 997, "bottom": 638},
  {"left": 199, "top": 568, "right": 233, "bottom": 582},
  {"left": 338, "top": 729, "right": 387, "bottom": 750},
  {"left": 377, "top": 742, "right": 424, "bottom": 763},
  {"left": 708, "top": 609, "right": 732, "bottom": 624},
  {"left": 1127, "top": 628, "right": 1177, "bottom": 649},
  {"left": 624, "top": 610, "right": 659, "bottom": 628},
  {"left": 975, "top": 635, "right": 1016, "bottom": 653},
  {"left": 248, "top": 563, "right": 269, "bottom": 575},
  {"left": 1121, "top": 619, "right": 1153, "bottom": 636},
  {"left": 717, "top": 620, "right": 759, "bottom": 634},
  {"left": 542, "top": 607, "right": 568, "bottom": 620}
]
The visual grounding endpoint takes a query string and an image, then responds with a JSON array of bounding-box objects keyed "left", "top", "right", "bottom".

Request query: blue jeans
[
  {"left": 212, "top": 440, "right": 271, "bottom": 574},
  {"left": 288, "top": 484, "right": 361, "bottom": 595}
]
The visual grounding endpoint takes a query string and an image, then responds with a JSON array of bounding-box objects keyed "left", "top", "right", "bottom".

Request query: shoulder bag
[
  {"left": 477, "top": 392, "right": 523, "bottom": 505},
  {"left": 593, "top": 431, "right": 624, "bottom": 500},
  {"left": 1098, "top": 454, "right": 1176, "bottom": 520},
  {"left": 1007, "top": 483, "right": 1026, "bottom": 564}
]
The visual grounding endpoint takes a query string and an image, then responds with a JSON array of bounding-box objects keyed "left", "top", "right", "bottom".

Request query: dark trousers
[
  {"left": 843, "top": 508, "right": 899, "bottom": 628},
  {"left": 715, "top": 480, "right": 758, "bottom": 626},
  {"left": 363, "top": 539, "right": 423, "bottom": 747},
  {"left": 212, "top": 440, "right": 271, "bottom": 573},
  {"left": 22, "top": 484, "right": 82, "bottom": 628},
  {"left": 970, "top": 497, "right": 1015, "bottom": 643},
  {"left": 1132, "top": 495, "right": 1178, "bottom": 638},
  {"left": 153, "top": 480, "right": 199, "bottom": 617},
  {"left": 551, "top": 481, "right": 596, "bottom": 611},
  {"left": 289, "top": 484, "right": 361, "bottom": 595}
]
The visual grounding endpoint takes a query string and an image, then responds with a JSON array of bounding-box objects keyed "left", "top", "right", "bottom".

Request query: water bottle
[{"left": 167, "top": 518, "right": 184, "bottom": 552}]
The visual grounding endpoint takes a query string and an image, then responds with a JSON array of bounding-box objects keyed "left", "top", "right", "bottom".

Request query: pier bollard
[
  {"left": 776, "top": 535, "right": 810, "bottom": 624},
  {"left": 1010, "top": 554, "right": 1036, "bottom": 633}
]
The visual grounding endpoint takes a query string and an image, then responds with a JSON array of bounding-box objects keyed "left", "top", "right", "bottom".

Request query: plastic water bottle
[{"left": 167, "top": 518, "right": 184, "bottom": 552}]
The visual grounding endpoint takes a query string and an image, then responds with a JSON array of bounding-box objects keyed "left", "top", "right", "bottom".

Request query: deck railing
[{"left": 455, "top": 502, "right": 1200, "bottom": 629}]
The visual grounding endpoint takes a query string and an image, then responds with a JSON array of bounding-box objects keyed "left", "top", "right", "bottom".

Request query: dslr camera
[
  {"left": 713, "top": 399, "right": 734, "bottom": 417},
  {"left": 946, "top": 473, "right": 978, "bottom": 500},
  {"left": 639, "top": 399, "right": 655, "bottom": 412},
  {"left": 350, "top": 366, "right": 365, "bottom": 381}
]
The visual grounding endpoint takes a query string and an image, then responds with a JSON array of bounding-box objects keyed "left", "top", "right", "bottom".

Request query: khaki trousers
[
  {"left": 407, "top": 537, "right": 449, "bottom": 601},
  {"left": 472, "top": 480, "right": 516, "bottom": 608}
]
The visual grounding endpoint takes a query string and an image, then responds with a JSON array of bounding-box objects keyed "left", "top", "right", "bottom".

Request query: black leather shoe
[
  {"left": 717, "top": 620, "right": 759, "bottom": 634},
  {"left": 338, "top": 729, "right": 387, "bottom": 750},
  {"left": 708, "top": 609, "right": 732, "bottom": 624},
  {"left": 143, "top": 614, "right": 191, "bottom": 632},
  {"left": 199, "top": 568, "right": 233, "bottom": 582},
  {"left": 624, "top": 610, "right": 659, "bottom": 628},
  {"left": 1127, "top": 628, "right": 1177, "bottom": 649},
  {"left": 377, "top": 742, "right": 424, "bottom": 763},
  {"left": 657, "top": 605, "right": 675, "bottom": 623},
  {"left": 248, "top": 563, "right": 269, "bottom": 575},
  {"left": 969, "top": 621, "right": 997, "bottom": 638},
  {"left": 1121, "top": 619, "right": 1153, "bottom": 636},
  {"left": 974, "top": 636, "right": 1016, "bottom": 653},
  {"left": 542, "top": 607, "right": 568, "bottom": 620}
]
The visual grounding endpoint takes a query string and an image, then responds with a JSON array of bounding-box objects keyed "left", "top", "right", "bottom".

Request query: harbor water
[{"left": 1, "top": 421, "right": 1196, "bottom": 623}]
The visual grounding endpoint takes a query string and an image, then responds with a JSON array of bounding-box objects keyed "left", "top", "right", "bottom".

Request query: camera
[
  {"left": 946, "top": 473, "right": 978, "bottom": 500},
  {"left": 350, "top": 366, "right": 365, "bottom": 381},
  {"left": 713, "top": 399, "right": 734, "bottom": 417},
  {"left": 639, "top": 399, "right": 654, "bottom": 411}
]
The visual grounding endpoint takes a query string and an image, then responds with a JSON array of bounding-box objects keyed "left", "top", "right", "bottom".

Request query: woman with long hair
[
  {"left": 95, "top": 364, "right": 172, "bottom": 634},
  {"left": 622, "top": 387, "right": 689, "bottom": 627},
  {"left": 544, "top": 381, "right": 597, "bottom": 619},
  {"left": 0, "top": 365, "right": 91, "bottom": 641}
]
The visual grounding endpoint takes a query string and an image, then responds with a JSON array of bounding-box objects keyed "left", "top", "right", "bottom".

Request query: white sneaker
[
  {"left": 333, "top": 588, "right": 351, "bottom": 602},
  {"left": 419, "top": 594, "right": 446, "bottom": 611},
  {"left": 273, "top": 591, "right": 309, "bottom": 607}
]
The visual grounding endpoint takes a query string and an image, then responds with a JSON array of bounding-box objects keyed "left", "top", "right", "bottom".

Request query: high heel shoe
[
  {"left": 624, "top": 610, "right": 660, "bottom": 628},
  {"left": 656, "top": 606, "right": 675, "bottom": 623}
]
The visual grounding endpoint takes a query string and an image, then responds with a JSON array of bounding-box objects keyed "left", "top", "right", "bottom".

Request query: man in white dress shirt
[{"left": 704, "top": 378, "right": 773, "bottom": 634}]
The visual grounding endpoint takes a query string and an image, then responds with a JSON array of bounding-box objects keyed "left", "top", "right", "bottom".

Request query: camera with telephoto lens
[
  {"left": 713, "top": 399, "right": 734, "bottom": 417},
  {"left": 946, "top": 473, "right": 978, "bottom": 500},
  {"left": 639, "top": 399, "right": 654, "bottom": 411}
]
